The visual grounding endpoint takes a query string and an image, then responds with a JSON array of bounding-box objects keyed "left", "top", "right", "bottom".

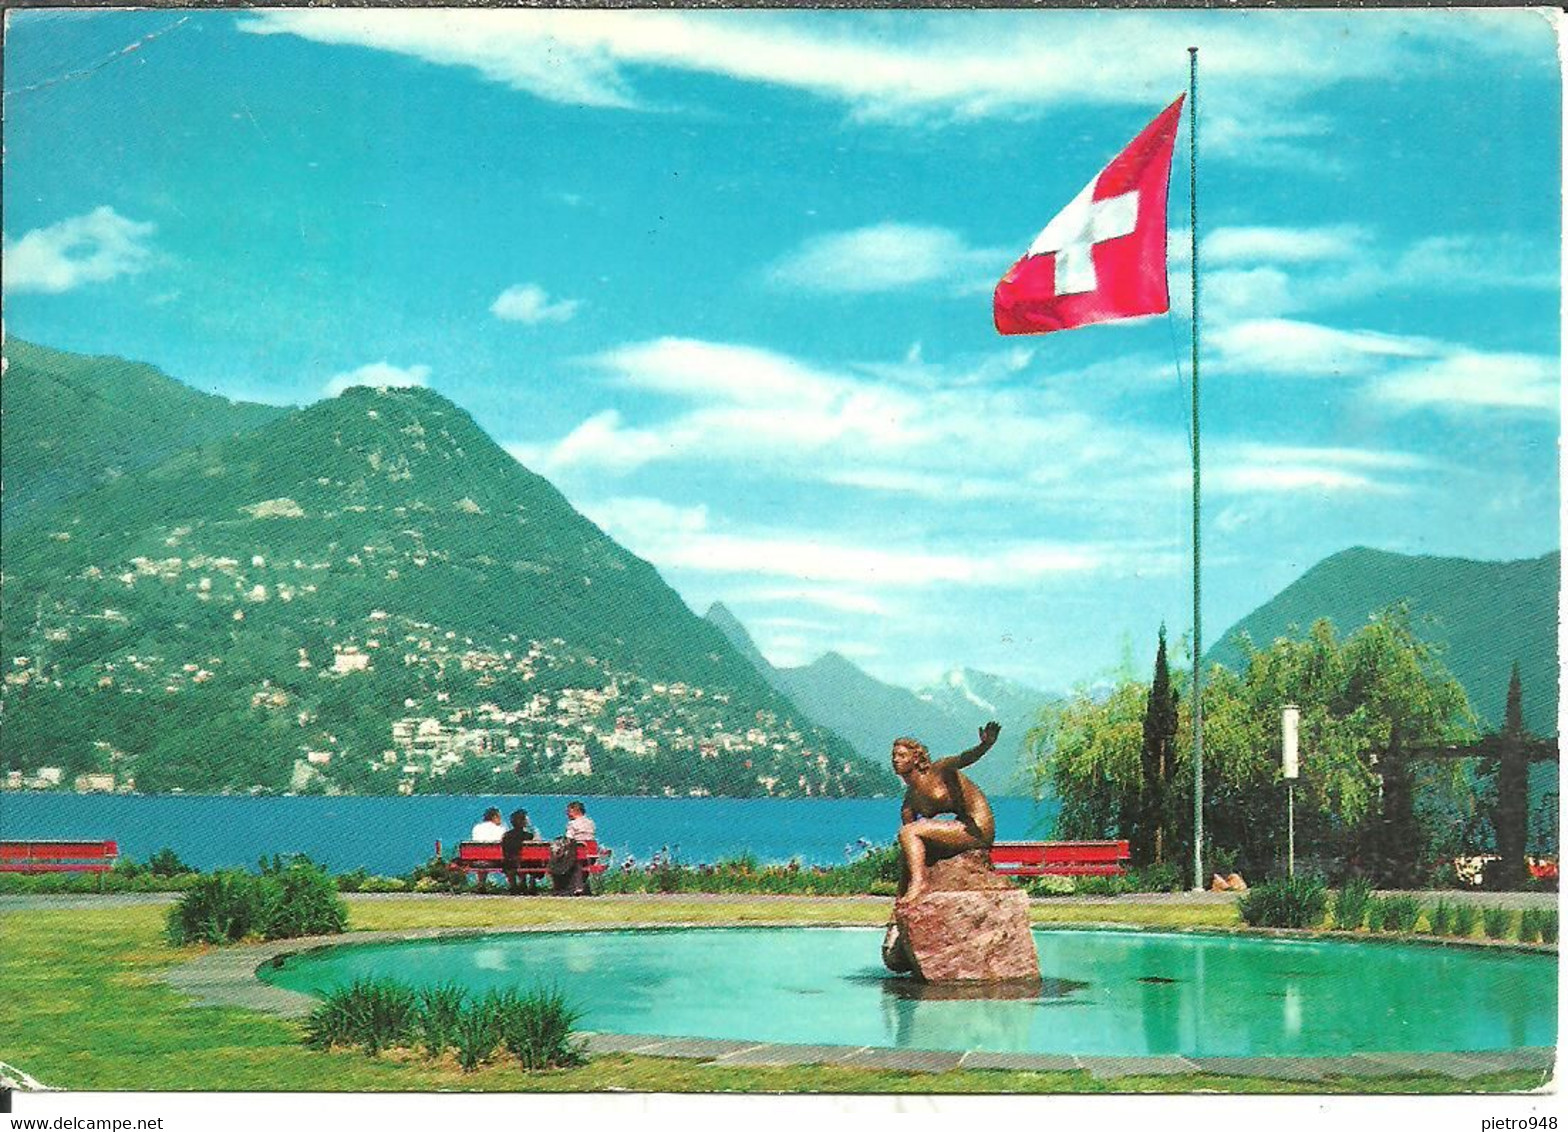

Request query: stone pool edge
[{"left": 160, "top": 921, "right": 1558, "bottom": 1084}]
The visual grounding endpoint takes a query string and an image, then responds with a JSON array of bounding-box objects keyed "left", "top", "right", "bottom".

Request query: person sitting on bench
[
  {"left": 500, "top": 809, "right": 538, "bottom": 895},
  {"left": 470, "top": 807, "right": 505, "bottom": 843},
  {"left": 550, "top": 801, "right": 597, "bottom": 896}
]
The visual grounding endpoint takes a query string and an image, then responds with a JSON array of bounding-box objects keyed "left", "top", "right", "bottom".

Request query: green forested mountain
[
  {"left": 1207, "top": 547, "right": 1559, "bottom": 736},
  {"left": 705, "top": 602, "right": 1051, "bottom": 797},
  {"left": 1, "top": 358, "right": 881, "bottom": 797},
  {"left": 1, "top": 339, "right": 286, "bottom": 525}
]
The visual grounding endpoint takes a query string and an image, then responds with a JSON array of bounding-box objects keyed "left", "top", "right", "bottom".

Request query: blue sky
[{"left": 4, "top": 8, "right": 1560, "bottom": 695}]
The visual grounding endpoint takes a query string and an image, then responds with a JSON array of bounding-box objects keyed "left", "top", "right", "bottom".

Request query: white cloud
[
  {"left": 1204, "top": 225, "right": 1368, "bottom": 266},
  {"left": 768, "top": 223, "right": 1003, "bottom": 295},
  {"left": 1209, "top": 318, "right": 1437, "bottom": 377},
  {"left": 490, "top": 282, "right": 581, "bottom": 324},
  {"left": 323, "top": 361, "right": 431, "bottom": 398},
  {"left": 578, "top": 492, "right": 1104, "bottom": 588},
  {"left": 241, "top": 9, "right": 1547, "bottom": 133},
  {"left": 515, "top": 337, "right": 1165, "bottom": 505},
  {"left": 3, "top": 207, "right": 157, "bottom": 294},
  {"left": 1373, "top": 351, "right": 1559, "bottom": 413}
]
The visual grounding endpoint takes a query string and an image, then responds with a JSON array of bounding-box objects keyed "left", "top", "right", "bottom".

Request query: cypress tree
[{"left": 1135, "top": 625, "right": 1179, "bottom": 866}]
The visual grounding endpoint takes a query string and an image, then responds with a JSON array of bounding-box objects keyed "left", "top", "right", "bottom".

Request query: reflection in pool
[{"left": 261, "top": 927, "right": 1556, "bottom": 1057}]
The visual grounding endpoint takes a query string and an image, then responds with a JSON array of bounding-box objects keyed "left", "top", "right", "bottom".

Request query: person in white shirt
[
  {"left": 470, "top": 807, "right": 505, "bottom": 843},
  {"left": 564, "top": 800, "right": 596, "bottom": 843}
]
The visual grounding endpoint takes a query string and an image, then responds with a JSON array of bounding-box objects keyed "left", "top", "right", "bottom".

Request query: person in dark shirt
[{"left": 501, "top": 809, "right": 539, "bottom": 895}]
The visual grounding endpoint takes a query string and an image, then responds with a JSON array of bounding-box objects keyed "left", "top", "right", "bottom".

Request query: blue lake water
[{"left": 0, "top": 792, "right": 1058, "bottom": 874}]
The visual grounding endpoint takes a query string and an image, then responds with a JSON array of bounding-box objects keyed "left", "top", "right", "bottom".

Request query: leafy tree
[{"left": 1030, "top": 607, "right": 1475, "bottom": 884}]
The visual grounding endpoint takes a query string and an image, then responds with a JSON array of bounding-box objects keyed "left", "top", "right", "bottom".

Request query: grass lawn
[{"left": 1, "top": 897, "right": 1546, "bottom": 1095}]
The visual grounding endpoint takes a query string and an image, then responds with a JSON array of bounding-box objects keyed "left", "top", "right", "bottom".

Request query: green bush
[
  {"left": 1452, "top": 902, "right": 1480, "bottom": 937},
  {"left": 1237, "top": 875, "right": 1328, "bottom": 929},
  {"left": 1518, "top": 909, "right": 1545, "bottom": 944},
  {"left": 1481, "top": 907, "right": 1515, "bottom": 940},
  {"left": 1026, "top": 875, "right": 1077, "bottom": 897},
  {"left": 1375, "top": 895, "right": 1421, "bottom": 933},
  {"left": 148, "top": 847, "right": 195, "bottom": 877},
  {"left": 1332, "top": 878, "right": 1374, "bottom": 931},
  {"left": 1127, "top": 862, "right": 1183, "bottom": 893},
  {"left": 359, "top": 876, "right": 411, "bottom": 893},
  {"left": 1428, "top": 901, "right": 1455, "bottom": 936},
  {"left": 1075, "top": 874, "right": 1130, "bottom": 897},
  {"left": 1542, "top": 910, "right": 1559, "bottom": 945},
  {"left": 303, "top": 978, "right": 419, "bottom": 1056},
  {"left": 165, "top": 861, "right": 347, "bottom": 945}
]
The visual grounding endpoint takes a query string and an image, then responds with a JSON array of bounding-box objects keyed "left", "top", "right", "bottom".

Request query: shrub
[
  {"left": 1481, "top": 907, "right": 1515, "bottom": 940},
  {"left": 336, "top": 868, "right": 371, "bottom": 893},
  {"left": 148, "top": 847, "right": 195, "bottom": 877},
  {"left": 165, "top": 862, "right": 346, "bottom": 945},
  {"left": 265, "top": 862, "right": 349, "bottom": 940},
  {"left": 166, "top": 871, "right": 266, "bottom": 945},
  {"left": 1452, "top": 902, "right": 1480, "bottom": 937},
  {"left": 1518, "top": 909, "right": 1545, "bottom": 944},
  {"left": 1541, "top": 910, "right": 1558, "bottom": 945},
  {"left": 1075, "top": 874, "right": 1129, "bottom": 897},
  {"left": 1377, "top": 895, "right": 1421, "bottom": 933},
  {"left": 303, "top": 977, "right": 419, "bottom": 1056},
  {"left": 1026, "top": 875, "right": 1077, "bottom": 897},
  {"left": 1128, "top": 862, "right": 1183, "bottom": 894},
  {"left": 1237, "top": 875, "right": 1328, "bottom": 929},
  {"left": 1428, "top": 901, "right": 1455, "bottom": 936},
  {"left": 495, "top": 987, "right": 587, "bottom": 1071},
  {"left": 1332, "top": 878, "right": 1374, "bottom": 931},
  {"left": 359, "top": 876, "right": 410, "bottom": 893}
]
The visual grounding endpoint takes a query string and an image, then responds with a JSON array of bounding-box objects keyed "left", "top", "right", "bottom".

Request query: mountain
[
  {"left": 1, "top": 353, "right": 882, "bottom": 798},
  {"left": 1, "top": 339, "right": 286, "bottom": 526},
  {"left": 705, "top": 603, "right": 1053, "bottom": 796},
  {"left": 1207, "top": 547, "right": 1559, "bottom": 736}
]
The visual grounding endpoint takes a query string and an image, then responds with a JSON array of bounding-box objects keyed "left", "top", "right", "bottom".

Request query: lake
[{"left": 0, "top": 792, "right": 1060, "bottom": 875}]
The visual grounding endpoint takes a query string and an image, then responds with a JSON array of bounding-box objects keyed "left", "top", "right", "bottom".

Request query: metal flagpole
[{"left": 1188, "top": 46, "right": 1204, "bottom": 893}]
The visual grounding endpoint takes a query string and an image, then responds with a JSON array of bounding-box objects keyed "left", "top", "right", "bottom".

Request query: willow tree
[{"left": 1030, "top": 606, "right": 1475, "bottom": 882}]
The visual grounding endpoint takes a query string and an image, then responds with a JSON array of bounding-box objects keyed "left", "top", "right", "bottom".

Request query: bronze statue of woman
[{"left": 891, "top": 721, "right": 1000, "bottom": 902}]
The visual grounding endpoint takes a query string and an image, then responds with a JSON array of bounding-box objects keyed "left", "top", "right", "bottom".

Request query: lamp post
[{"left": 1282, "top": 705, "right": 1300, "bottom": 878}]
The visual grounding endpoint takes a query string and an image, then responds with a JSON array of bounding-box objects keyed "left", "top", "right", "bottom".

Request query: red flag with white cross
[{"left": 994, "top": 95, "right": 1185, "bottom": 336}]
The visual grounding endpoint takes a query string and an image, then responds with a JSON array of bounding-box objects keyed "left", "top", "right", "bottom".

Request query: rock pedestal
[{"left": 881, "top": 850, "right": 1040, "bottom": 983}]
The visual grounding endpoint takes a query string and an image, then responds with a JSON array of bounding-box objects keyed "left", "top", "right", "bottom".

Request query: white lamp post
[{"left": 1282, "top": 705, "right": 1300, "bottom": 878}]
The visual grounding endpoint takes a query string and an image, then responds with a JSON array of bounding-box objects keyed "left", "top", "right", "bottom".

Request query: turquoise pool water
[{"left": 261, "top": 927, "right": 1557, "bottom": 1057}]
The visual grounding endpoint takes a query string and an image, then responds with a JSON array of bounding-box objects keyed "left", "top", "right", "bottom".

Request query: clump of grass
[
  {"left": 303, "top": 977, "right": 418, "bottom": 1056},
  {"left": 301, "top": 977, "right": 589, "bottom": 1073},
  {"left": 165, "top": 862, "right": 347, "bottom": 946},
  {"left": 1452, "top": 902, "right": 1480, "bottom": 938},
  {"left": 417, "top": 983, "right": 468, "bottom": 1058},
  {"left": 496, "top": 986, "right": 588, "bottom": 1071},
  {"left": 1427, "top": 901, "right": 1455, "bottom": 936},
  {"left": 1375, "top": 895, "right": 1421, "bottom": 934},
  {"left": 1238, "top": 875, "right": 1328, "bottom": 929},
  {"left": 1332, "top": 878, "right": 1374, "bottom": 931},
  {"left": 453, "top": 1001, "right": 500, "bottom": 1072},
  {"left": 1481, "top": 906, "right": 1515, "bottom": 940}
]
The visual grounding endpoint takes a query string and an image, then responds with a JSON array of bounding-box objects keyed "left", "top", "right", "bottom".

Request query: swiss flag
[{"left": 995, "top": 95, "right": 1185, "bottom": 336}]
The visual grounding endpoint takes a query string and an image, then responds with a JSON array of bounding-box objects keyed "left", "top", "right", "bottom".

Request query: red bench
[
  {"left": 0, "top": 840, "right": 120, "bottom": 882},
  {"left": 989, "top": 840, "right": 1131, "bottom": 877},
  {"left": 450, "top": 840, "right": 610, "bottom": 889}
]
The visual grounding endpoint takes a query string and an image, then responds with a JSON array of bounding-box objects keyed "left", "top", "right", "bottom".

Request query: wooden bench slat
[
  {"left": 988, "top": 840, "right": 1131, "bottom": 877},
  {"left": 0, "top": 839, "right": 120, "bottom": 875}
]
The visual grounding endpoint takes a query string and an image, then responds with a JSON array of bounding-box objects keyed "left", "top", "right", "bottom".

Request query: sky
[{"left": 3, "top": 8, "right": 1561, "bottom": 696}]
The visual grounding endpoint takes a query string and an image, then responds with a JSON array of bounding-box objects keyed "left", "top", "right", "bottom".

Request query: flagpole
[{"left": 1188, "top": 46, "right": 1205, "bottom": 893}]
